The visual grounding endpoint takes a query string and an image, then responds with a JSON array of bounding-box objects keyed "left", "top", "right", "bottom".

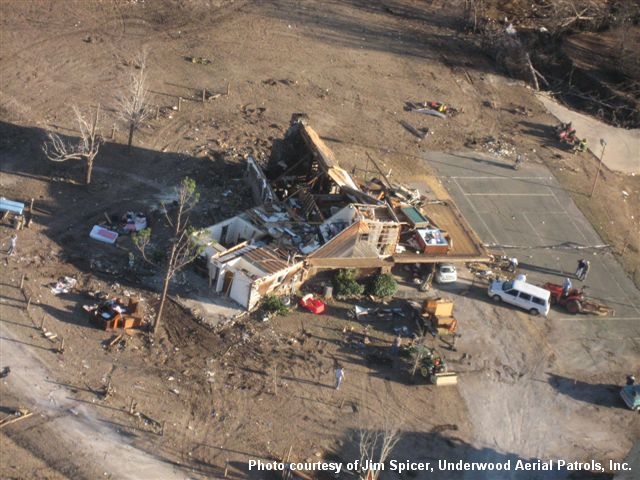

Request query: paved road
[
  {"left": 425, "top": 150, "right": 640, "bottom": 323},
  {"left": 423, "top": 150, "right": 640, "bottom": 476},
  {"left": 537, "top": 93, "right": 640, "bottom": 175}
]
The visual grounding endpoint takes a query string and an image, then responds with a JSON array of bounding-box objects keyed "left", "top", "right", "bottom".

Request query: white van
[{"left": 487, "top": 279, "right": 550, "bottom": 316}]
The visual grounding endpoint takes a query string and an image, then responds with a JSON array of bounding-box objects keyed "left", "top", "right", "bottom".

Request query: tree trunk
[
  {"left": 85, "top": 156, "right": 93, "bottom": 185},
  {"left": 153, "top": 268, "right": 171, "bottom": 335},
  {"left": 127, "top": 121, "right": 135, "bottom": 153},
  {"left": 153, "top": 242, "right": 177, "bottom": 335}
]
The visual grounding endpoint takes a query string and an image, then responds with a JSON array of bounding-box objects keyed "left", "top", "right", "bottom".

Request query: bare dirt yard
[{"left": 1, "top": 1, "right": 639, "bottom": 479}]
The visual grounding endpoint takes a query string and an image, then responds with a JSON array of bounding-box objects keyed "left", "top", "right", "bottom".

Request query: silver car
[{"left": 435, "top": 264, "right": 457, "bottom": 284}]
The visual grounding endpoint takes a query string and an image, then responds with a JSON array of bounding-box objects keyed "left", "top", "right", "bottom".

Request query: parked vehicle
[
  {"left": 620, "top": 384, "right": 640, "bottom": 411},
  {"left": 541, "top": 282, "right": 614, "bottom": 316},
  {"left": 488, "top": 279, "right": 551, "bottom": 316},
  {"left": 435, "top": 264, "right": 457, "bottom": 284}
]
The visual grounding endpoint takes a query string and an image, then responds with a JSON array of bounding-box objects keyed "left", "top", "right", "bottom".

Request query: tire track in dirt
[
  {"left": 456, "top": 296, "right": 587, "bottom": 469},
  {"left": 0, "top": 302, "right": 192, "bottom": 479},
  {"left": 39, "top": 166, "right": 169, "bottom": 240}
]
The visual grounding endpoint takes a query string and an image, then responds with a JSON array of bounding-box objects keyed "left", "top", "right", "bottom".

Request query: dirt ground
[{"left": 1, "top": 1, "right": 639, "bottom": 479}]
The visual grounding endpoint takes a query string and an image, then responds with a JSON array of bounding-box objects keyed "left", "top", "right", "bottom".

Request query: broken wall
[
  {"left": 204, "top": 216, "right": 265, "bottom": 247},
  {"left": 246, "top": 156, "right": 276, "bottom": 206},
  {"left": 247, "top": 262, "right": 306, "bottom": 310},
  {"left": 361, "top": 221, "right": 401, "bottom": 256}
]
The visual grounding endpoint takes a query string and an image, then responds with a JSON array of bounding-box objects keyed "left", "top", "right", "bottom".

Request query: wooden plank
[
  {"left": 0, "top": 410, "right": 33, "bottom": 428},
  {"left": 300, "top": 125, "right": 337, "bottom": 168},
  {"left": 366, "top": 151, "right": 392, "bottom": 188},
  {"left": 432, "top": 372, "right": 458, "bottom": 386},
  {"left": 421, "top": 202, "right": 486, "bottom": 257}
]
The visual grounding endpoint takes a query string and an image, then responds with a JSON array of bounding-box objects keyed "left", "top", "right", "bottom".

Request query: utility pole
[{"left": 589, "top": 139, "right": 606, "bottom": 198}]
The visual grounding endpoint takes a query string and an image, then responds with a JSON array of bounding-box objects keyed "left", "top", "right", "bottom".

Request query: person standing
[
  {"left": 334, "top": 366, "right": 345, "bottom": 390},
  {"left": 574, "top": 138, "right": 588, "bottom": 153},
  {"left": 391, "top": 335, "right": 402, "bottom": 356},
  {"left": 562, "top": 277, "right": 572, "bottom": 297},
  {"left": 6, "top": 234, "right": 17, "bottom": 256},
  {"left": 580, "top": 260, "right": 591, "bottom": 281},
  {"left": 575, "top": 259, "right": 586, "bottom": 279}
]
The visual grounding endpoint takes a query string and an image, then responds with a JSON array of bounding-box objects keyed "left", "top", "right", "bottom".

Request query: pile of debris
[{"left": 479, "top": 135, "right": 517, "bottom": 157}]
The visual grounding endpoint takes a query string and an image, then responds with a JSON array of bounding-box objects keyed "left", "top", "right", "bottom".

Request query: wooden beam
[{"left": 366, "top": 152, "right": 393, "bottom": 188}]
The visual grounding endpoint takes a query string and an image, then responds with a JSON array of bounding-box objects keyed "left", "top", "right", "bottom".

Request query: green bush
[
  {"left": 367, "top": 273, "right": 397, "bottom": 298},
  {"left": 263, "top": 295, "right": 289, "bottom": 316},
  {"left": 333, "top": 269, "right": 364, "bottom": 298}
]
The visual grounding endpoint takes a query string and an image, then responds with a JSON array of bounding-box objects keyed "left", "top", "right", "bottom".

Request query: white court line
[
  {"left": 452, "top": 174, "right": 640, "bottom": 315},
  {"left": 452, "top": 177, "right": 499, "bottom": 245},
  {"left": 552, "top": 316, "right": 640, "bottom": 321},
  {"left": 547, "top": 186, "right": 640, "bottom": 316},
  {"left": 464, "top": 193, "right": 553, "bottom": 196},
  {"left": 476, "top": 212, "right": 577, "bottom": 215},
  {"left": 449, "top": 176, "right": 554, "bottom": 180},
  {"left": 522, "top": 213, "right": 544, "bottom": 242}
]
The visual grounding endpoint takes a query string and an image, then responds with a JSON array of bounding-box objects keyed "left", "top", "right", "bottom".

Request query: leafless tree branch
[
  {"left": 117, "top": 48, "right": 150, "bottom": 151},
  {"left": 357, "top": 416, "right": 402, "bottom": 480},
  {"left": 42, "top": 104, "right": 101, "bottom": 184}
]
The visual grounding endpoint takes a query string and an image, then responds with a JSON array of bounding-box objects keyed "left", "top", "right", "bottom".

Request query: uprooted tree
[
  {"left": 42, "top": 104, "right": 102, "bottom": 185},
  {"left": 133, "top": 177, "right": 202, "bottom": 334},
  {"left": 117, "top": 50, "right": 150, "bottom": 152}
]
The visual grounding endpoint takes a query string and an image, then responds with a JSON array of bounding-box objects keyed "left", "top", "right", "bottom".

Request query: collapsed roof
[
  {"left": 198, "top": 117, "right": 487, "bottom": 281},
  {"left": 195, "top": 117, "right": 487, "bottom": 309}
]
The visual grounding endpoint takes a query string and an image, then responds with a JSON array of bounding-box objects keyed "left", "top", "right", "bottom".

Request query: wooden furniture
[{"left": 90, "top": 298, "right": 144, "bottom": 330}]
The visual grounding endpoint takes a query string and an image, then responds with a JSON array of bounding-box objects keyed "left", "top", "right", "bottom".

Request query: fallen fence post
[
  {"left": 20, "top": 274, "right": 25, "bottom": 289},
  {"left": 178, "top": 97, "right": 182, "bottom": 111},
  {"left": 274, "top": 365, "right": 278, "bottom": 396}
]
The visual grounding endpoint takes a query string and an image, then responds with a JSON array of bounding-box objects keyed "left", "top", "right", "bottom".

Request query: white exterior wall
[
  {"left": 324, "top": 204, "right": 358, "bottom": 224},
  {"left": 227, "top": 218, "right": 261, "bottom": 244},
  {"left": 229, "top": 272, "right": 252, "bottom": 308}
]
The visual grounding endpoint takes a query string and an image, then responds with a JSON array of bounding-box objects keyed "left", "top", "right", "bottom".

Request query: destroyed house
[{"left": 197, "top": 119, "right": 486, "bottom": 309}]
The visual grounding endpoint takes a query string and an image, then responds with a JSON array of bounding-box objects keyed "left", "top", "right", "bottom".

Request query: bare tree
[
  {"left": 133, "top": 177, "right": 202, "bottom": 334},
  {"left": 117, "top": 50, "right": 150, "bottom": 152},
  {"left": 42, "top": 104, "right": 101, "bottom": 185},
  {"left": 464, "top": 0, "right": 485, "bottom": 33},
  {"left": 537, "top": 0, "right": 608, "bottom": 32},
  {"left": 357, "top": 418, "right": 402, "bottom": 480}
]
